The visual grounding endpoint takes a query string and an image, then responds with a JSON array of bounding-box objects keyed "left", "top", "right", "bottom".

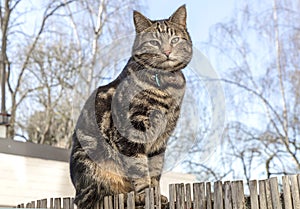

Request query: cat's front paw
[
  {"left": 160, "top": 195, "right": 169, "bottom": 209},
  {"left": 135, "top": 193, "right": 168, "bottom": 208},
  {"left": 135, "top": 193, "right": 146, "bottom": 206}
]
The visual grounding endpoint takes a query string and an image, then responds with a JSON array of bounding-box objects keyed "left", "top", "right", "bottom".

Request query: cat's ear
[
  {"left": 133, "top": 11, "right": 152, "bottom": 33},
  {"left": 168, "top": 5, "right": 187, "bottom": 28}
]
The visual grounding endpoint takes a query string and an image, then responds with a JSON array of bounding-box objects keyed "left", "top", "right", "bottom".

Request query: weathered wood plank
[
  {"left": 176, "top": 184, "right": 185, "bottom": 209},
  {"left": 154, "top": 186, "right": 161, "bottom": 209},
  {"left": 214, "top": 181, "right": 223, "bottom": 209},
  {"left": 127, "top": 191, "right": 135, "bottom": 209},
  {"left": 169, "top": 184, "right": 176, "bottom": 209},
  {"left": 104, "top": 196, "right": 113, "bottom": 209},
  {"left": 109, "top": 196, "right": 113, "bottom": 209},
  {"left": 118, "top": 194, "right": 124, "bottom": 209},
  {"left": 224, "top": 181, "right": 232, "bottom": 209},
  {"left": 118, "top": 194, "right": 125, "bottom": 209},
  {"left": 31, "top": 201, "right": 36, "bottom": 208},
  {"left": 145, "top": 188, "right": 154, "bottom": 209},
  {"left": 104, "top": 196, "right": 109, "bottom": 209},
  {"left": 40, "top": 199, "right": 47, "bottom": 208},
  {"left": 282, "top": 176, "right": 293, "bottom": 209},
  {"left": 290, "top": 175, "right": 300, "bottom": 209},
  {"left": 231, "top": 181, "right": 244, "bottom": 209},
  {"left": 113, "top": 195, "right": 119, "bottom": 209},
  {"left": 265, "top": 179, "right": 273, "bottom": 209},
  {"left": 249, "top": 180, "right": 259, "bottom": 209},
  {"left": 185, "top": 184, "right": 192, "bottom": 209},
  {"left": 54, "top": 198, "right": 61, "bottom": 209},
  {"left": 193, "top": 183, "right": 201, "bottom": 209},
  {"left": 269, "top": 177, "right": 282, "bottom": 209},
  {"left": 37, "top": 200, "right": 41, "bottom": 208},
  {"left": 70, "top": 198, "right": 75, "bottom": 209},
  {"left": 206, "top": 182, "right": 212, "bottom": 209},
  {"left": 63, "top": 197, "right": 71, "bottom": 209},
  {"left": 145, "top": 189, "right": 150, "bottom": 209},
  {"left": 199, "top": 182, "right": 206, "bottom": 209},
  {"left": 259, "top": 180, "right": 267, "bottom": 209},
  {"left": 151, "top": 188, "right": 155, "bottom": 209},
  {"left": 49, "top": 198, "right": 54, "bottom": 209}
]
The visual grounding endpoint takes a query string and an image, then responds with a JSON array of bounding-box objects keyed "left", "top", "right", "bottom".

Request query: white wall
[
  {"left": 0, "top": 153, "right": 75, "bottom": 207},
  {"left": 160, "top": 172, "right": 197, "bottom": 197},
  {"left": 0, "top": 153, "right": 196, "bottom": 207}
]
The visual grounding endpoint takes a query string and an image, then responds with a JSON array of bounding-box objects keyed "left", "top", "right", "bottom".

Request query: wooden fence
[{"left": 16, "top": 174, "right": 300, "bottom": 209}]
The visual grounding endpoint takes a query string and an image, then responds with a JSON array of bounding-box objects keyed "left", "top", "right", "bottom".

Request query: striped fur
[{"left": 70, "top": 5, "right": 192, "bottom": 209}]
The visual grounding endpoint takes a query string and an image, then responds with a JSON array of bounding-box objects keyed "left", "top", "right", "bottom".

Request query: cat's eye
[
  {"left": 171, "top": 37, "right": 180, "bottom": 44},
  {"left": 149, "top": 40, "right": 160, "bottom": 46}
]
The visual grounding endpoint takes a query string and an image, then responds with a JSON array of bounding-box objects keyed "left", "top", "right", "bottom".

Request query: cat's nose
[{"left": 163, "top": 49, "right": 172, "bottom": 57}]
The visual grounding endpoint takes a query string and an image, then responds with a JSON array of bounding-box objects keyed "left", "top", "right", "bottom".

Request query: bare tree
[
  {"left": 183, "top": 0, "right": 300, "bottom": 183},
  {"left": 1, "top": 0, "right": 144, "bottom": 147},
  {"left": 1, "top": 0, "right": 76, "bottom": 139}
]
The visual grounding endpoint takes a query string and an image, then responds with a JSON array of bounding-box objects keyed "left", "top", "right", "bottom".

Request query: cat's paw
[
  {"left": 135, "top": 193, "right": 146, "bottom": 206},
  {"left": 135, "top": 193, "right": 168, "bottom": 208},
  {"left": 160, "top": 195, "right": 169, "bottom": 209}
]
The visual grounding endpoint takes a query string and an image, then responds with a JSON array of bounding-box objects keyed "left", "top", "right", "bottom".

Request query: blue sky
[{"left": 146, "top": 0, "right": 237, "bottom": 46}]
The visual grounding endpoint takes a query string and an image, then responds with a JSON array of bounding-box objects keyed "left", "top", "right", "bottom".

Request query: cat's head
[{"left": 132, "top": 5, "right": 192, "bottom": 72}]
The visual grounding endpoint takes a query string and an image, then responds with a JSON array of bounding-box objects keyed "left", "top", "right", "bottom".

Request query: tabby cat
[{"left": 70, "top": 5, "right": 192, "bottom": 209}]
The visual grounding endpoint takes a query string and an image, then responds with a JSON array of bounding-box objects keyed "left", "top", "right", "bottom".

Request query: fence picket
[
  {"left": 224, "top": 181, "right": 232, "bottom": 209},
  {"left": 282, "top": 176, "right": 293, "bottom": 209},
  {"left": 249, "top": 180, "right": 259, "bottom": 209},
  {"left": 127, "top": 191, "right": 135, "bottom": 209},
  {"left": 176, "top": 184, "right": 185, "bottom": 209},
  {"left": 54, "top": 198, "right": 61, "bottom": 209},
  {"left": 169, "top": 184, "right": 176, "bottom": 209},
  {"left": 15, "top": 175, "right": 300, "bottom": 209},
  {"left": 118, "top": 193, "right": 124, "bottom": 209},
  {"left": 31, "top": 201, "right": 36, "bottom": 208},
  {"left": 259, "top": 180, "right": 267, "bottom": 209},
  {"left": 193, "top": 183, "right": 201, "bottom": 209},
  {"left": 40, "top": 199, "right": 47, "bottom": 208},
  {"left": 63, "top": 197, "right": 71, "bottom": 209},
  {"left": 290, "top": 175, "right": 300, "bottom": 209},
  {"left": 114, "top": 195, "right": 119, "bottom": 209},
  {"left": 231, "top": 181, "right": 244, "bottom": 209},
  {"left": 70, "top": 198, "right": 75, "bottom": 209},
  {"left": 145, "top": 188, "right": 151, "bottom": 209},
  {"left": 154, "top": 186, "right": 161, "bottom": 209},
  {"left": 104, "top": 196, "right": 109, "bottom": 209},
  {"left": 206, "top": 182, "right": 212, "bottom": 209},
  {"left": 269, "top": 177, "right": 282, "bottom": 209},
  {"left": 265, "top": 179, "right": 273, "bottom": 209},
  {"left": 185, "top": 184, "right": 192, "bottom": 209},
  {"left": 214, "top": 181, "right": 223, "bottom": 209}
]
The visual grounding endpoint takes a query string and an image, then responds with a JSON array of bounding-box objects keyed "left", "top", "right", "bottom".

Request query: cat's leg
[
  {"left": 72, "top": 158, "right": 133, "bottom": 209},
  {"left": 71, "top": 155, "right": 102, "bottom": 209},
  {"left": 124, "top": 154, "right": 151, "bottom": 206},
  {"left": 71, "top": 141, "right": 132, "bottom": 208},
  {"left": 148, "top": 153, "right": 168, "bottom": 207}
]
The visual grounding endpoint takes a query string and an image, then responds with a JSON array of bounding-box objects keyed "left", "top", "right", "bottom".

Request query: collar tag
[{"left": 155, "top": 73, "right": 161, "bottom": 87}]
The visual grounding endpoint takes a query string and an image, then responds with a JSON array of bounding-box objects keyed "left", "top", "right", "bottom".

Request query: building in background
[{"left": 0, "top": 139, "right": 196, "bottom": 207}]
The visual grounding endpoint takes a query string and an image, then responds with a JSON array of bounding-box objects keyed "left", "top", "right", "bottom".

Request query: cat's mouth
[{"left": 160, "top": 59, "right": 180, "bottom": 68}]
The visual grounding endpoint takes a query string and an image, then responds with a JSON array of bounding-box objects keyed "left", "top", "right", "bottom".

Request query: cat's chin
[{"left": 159, "top": 60, "right": 186, "bottom": 71}]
